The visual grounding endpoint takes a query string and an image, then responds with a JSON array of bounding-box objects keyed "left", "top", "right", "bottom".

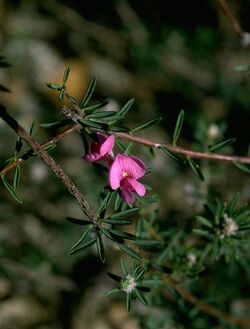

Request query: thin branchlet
[
  {"left": 0, "top": 104, "right": 98, "bottom": 225},
  {"left": 1, "top": 116, "right": 250, "bottom": 178}
]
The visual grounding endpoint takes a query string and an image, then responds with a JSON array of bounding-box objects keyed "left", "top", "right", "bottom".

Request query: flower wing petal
[{"left": 126, "top": 178, "right": 146, "bottom": 196}]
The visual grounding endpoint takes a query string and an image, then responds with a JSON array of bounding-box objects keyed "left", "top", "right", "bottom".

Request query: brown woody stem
[
  {"left": 217, "top": 0, "right": 244, "bottom": 37},
  {"left": 163, "top": 275, "right": 250, "bottom": 328},
  {"left": 0, "top": 105, "right": 97, "bottom": 225},
  {"left": 1, "top": 120, "right": 250, "bottom": 179}
]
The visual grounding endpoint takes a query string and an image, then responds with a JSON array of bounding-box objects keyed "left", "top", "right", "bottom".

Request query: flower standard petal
[{"left": 117, "top": 154, "right": 146, "bottom": 179}]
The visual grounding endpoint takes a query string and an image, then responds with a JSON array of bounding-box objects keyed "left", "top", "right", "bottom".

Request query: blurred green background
[{"left": 0, "top": 0, "right": 250, "bottom": 328}]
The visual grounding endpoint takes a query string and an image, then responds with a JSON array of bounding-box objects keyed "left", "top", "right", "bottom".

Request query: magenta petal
[
  {"left": 109, "top": 156, "right": 123, "bottom": 190},
  {"left": 121, "top": 187, "right": 134, "bottom": 204},
  {"left": 100, "top": 135, "right": 115, "bottom": 156},
  {"left": 126, "top": 178, "right": 146, "bottom": 196},
  {"left": 117, "top": 154, "right": 146, "bottom": 179},
  {"left": 83, "top": 153, "right": 101, "bottom": 162}
]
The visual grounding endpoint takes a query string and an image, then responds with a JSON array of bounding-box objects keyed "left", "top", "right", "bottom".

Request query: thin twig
[
  {"left": 1, "top": 121, "right": 250, "bottom": 178},
  {"left": 115, "top": 132, "right": 250, "bottom": 164},
  {"left": 217, "top": 0, "right": 244, "bottom": 37},
  {"left": 163, "top": 275, "right": 250, "bottom": 327},
  {"left": 0, "top": 122, "right": 81, "bottom": 176},
  {"left": 0, "top": 105, "right": 97, "bottom": 225}
]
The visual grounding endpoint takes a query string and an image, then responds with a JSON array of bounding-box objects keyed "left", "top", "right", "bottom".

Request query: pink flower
[
  {"left": 109, "top": 153, "right": 146, "bottom": 204},
  {"left": 83, "top": 133, "right": 115, "bottom": 162}
]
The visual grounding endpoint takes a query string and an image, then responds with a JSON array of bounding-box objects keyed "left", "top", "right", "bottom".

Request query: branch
[
  {"left": 217, "top": 0, "right": 243, "bottom": 37},
  {"left": 216, "top": 0, "right": 250, "bottom": 48},
  {"left": 1, "top": 121, "right": 250, "bottom": 178},
  {"left": 115, "top": 132, "right": 250, "bottom": 164},
  {"left": 0, "top": 105, "right": 97, "bottom": 225},
  {"left": 163, "top": 275, "right": 250, "bottom": 327},
  {"left": 0, "top": 122, "right": 81, "bottom": 176}
]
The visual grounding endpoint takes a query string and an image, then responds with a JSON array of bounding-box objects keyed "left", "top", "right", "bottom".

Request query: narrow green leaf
[
  {"left": 58, "top": 89, "right": 65, "bottom": 102},
  {"left": 102, "top": 218, "right": 132, "bottom": 225},
  {"left": 107, "top": 272, "right": 122, "bottom": 282},
  {"left": 81, "top": 77, "right": 97, "bottom": 107},
  {"left": 15, "top": 136, "right": 23, "bottom": 155},
  {"left": 44, "top": 144, "right": 56, "bottom": 152},
  {"left": 135, "top": 289, "right": 148, "bottom": 306},
  {"left": 118, "top": 98, "right": 134, "bottom": 117},
  {"left": 94, "top": 115, "right": 124, "bottom": 124},
  {"left": 101, "top": 228, "right": 125, "bottom": 244},
  {"left": 124, "top": 142, "right": 133, "bottom": 155},
  {"left": 2, "top": 176, "right": 23, "bottom": 204},
  {"left": 98, "top": 189, "right": 114, "bottom": 216},
  {"left": 134, "top": 267, "right": 146, "bottom": 280},
  {"left": 110, "top": 208, "right": 141, "bottom": 220},
  {"left": 132, "top": 117, "right": 161, "bottom": 133},
  {"left": 173, "top": 110, "right": 184, "bottom": 146},
  {"left": 80, "top": 119, "right": 103, "bottom": 129},
  {"left": 46, "top": 83, "right": 62, "bottom": 90},
  {"left": 132, "top": 264, "right": 142, "bottom": 278},
  {"left": 66, "top": 217, "right": 91, "bottom": 226},
  {"left": 40, "top": 121, "right": 63, "bottom": 128},
  {"left": 96, "top": 233, "right": 105, "bottom": 263},
  {"left": 187, "top": 157, "right": 204, "bottom": 181},
  {"left": 108, "top": 126, "right": 130, "bottom": 132},
  {"left": 228, "top": 193, "right": 240, "bottom": 214},
  {"left": 66, "top": 94, "right": 79, "bottom": 105},
  {"left": 126, "top": 293, "right": 131, "bottom": 312},
  {"left": 116, "top": 140, "right": 126, "bottom": 152},
  {"left": 106, "top": 288, "right": 121, "bottom": 297},
  {"left": 63, "top": 65, "right": 71, "bottom": 84},
  {"left": 119, "top": 244, "right": 142, "bottom": 261},
  {"left": 142, "top": 279, "right": 164, "bottom": 287},
  {"left": 120, "top": 258, "right": 128, "bottom": 275},
  {"left": 13, "top": 166, "right": 20, "bottom": 190},
  {"left": 109, "top": 229, "right": 136, "bottom": 240},
  {"left": 70, "top": 226, "right": 92, "bottom": 252},
  {"left": 196, "top": 216, "right": 213, "bottom": 228},
  {"left": 234, "top": 161, "right": 250, "bottom": 174},
  {"left": 29, "top": 121, "right": 36, "bottom": 136},
  {"left": 83, "top": 100, "right": 109, "bottom": 114},
  {"left": 136, "top": 285, "right": 151, "bottom": 293},
  {"left": 115, "top": 193, "right": 122, "bottom": 211},
  {"left": 209, "top": 138, "right": 236, "bottom": 152},
  {"left": 87, "top": 111, "right": 117, "bottom": 119},
  {"left": 160, "top": 147, "right": 186, "bottom": 164},
  {"left": 70, "top": 236, "right": 95, "bottom": 255},
  {"left": 193, "top": 229, "right": 210, "bottom": 237}
]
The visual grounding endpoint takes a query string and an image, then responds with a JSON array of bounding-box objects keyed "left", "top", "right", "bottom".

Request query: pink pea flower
[
  {"left": 109, "top": 153, "right": 146, "bottom": 204},
  {"left": 82, "top": 133, "right": 115, "bottom": 162}
]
